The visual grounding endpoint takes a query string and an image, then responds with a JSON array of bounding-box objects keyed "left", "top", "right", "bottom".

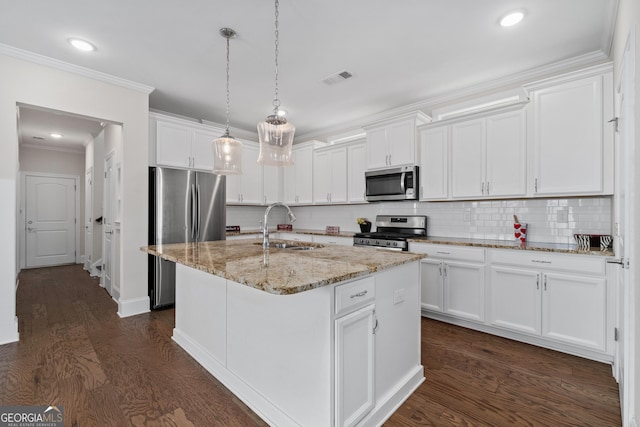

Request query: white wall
[
  {"left": 19, "top": 146, "right": 86, "bottom": 256},
  {"left": 86, "top": 131, "right": 105, "bottom": 262},
  {"left": 612, "top": 1, "right": 640, "bottom": 426},
  {"left": 0, "top": 52, "right": 151, "bottom": 344}
]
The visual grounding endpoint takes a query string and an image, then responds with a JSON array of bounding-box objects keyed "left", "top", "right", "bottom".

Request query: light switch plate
[{"left": 557, "top": 210, "right": 568, "bottom": 223}]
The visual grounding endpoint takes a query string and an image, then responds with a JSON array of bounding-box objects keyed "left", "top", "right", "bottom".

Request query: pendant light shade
[
  {"left": 257, "top": 0, "right": 294, "bottom": 166},
  {"left": 213, "top": 27, "right": 243, "bottom": 175}
]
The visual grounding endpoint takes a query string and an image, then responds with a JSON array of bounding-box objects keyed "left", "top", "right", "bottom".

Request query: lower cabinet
[
  {"left": 417, "top": 244, "right": 485, "bottom": 322},
  {"left": 488, "top": 249, "right": 607, "bottom": 353},
  {"left": 335, "top": 304, "right": 376, "bottom": 427}
]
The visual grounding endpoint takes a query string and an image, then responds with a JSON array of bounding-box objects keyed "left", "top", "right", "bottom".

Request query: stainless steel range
[{"left": 353, "top": 215, "right": 427, "bottom": 251}]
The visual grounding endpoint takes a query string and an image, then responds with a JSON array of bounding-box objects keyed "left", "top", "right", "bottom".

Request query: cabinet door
[
  {"left": 365, "top": 127, "right": 389, "bottom": 170},
  {"left": 419, "top": 126, "right": 449, "bottom": 200},
  {"left": 444, "top": 261, "right": 485, "bottom": 321},
  {"left": 191, "top": 129, "right": 218, "bottom": 171},
  {"left": 313, "top": 150, "right": 331, "bottom": 204},
  {"left": 485, "top": 109, "right": 527, "bottom": 197},
  {"left": 283, "top": 155, "right": 297, "bottom": 204},
  {"left": 386, "top": 120, "right": 415, "bottom": 166},
  {"left": 335, "top": 304, "right": 375, "bottom": 427},
  {"left": 542, "top": 272, "right": 606, "bottom": 351},
  {"left": 531, "top": 75, "right": 605, "bottom": 195},
  {"left": 348, "top": 143, "right": 367, "bottom": 203},
  {"left": 156, "top": 121, "right": 191, "bottom": 168},
  {"left": 489, "top": 266, "right": 541, "bottom": 335},
  {"left": 420, "top": 259, "right": 444, "bottom": 312},
  {"left": 330, "top": 147, "right": 348, "bottom": 203},
  {"left": 296, "top": 145, "right": 314, "bottom": 204},
  {"left": 450, "top": 119, "right": 485, "bottom": 198},
  {"left": 263, "top": 165, "right": 281, "bottom": 204},
  {"left": 240, "top": 144, "right": 263, "bottom": 204}
]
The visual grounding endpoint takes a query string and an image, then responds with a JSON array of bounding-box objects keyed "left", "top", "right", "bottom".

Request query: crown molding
[
  {"left": 296, "top": 50, "right": 609, "bottom": 142},
  {"left": 20, "top": 141, "right": 85, "bottom": 154},
  {"left": 0, "top": 43, "right": 155, "bottom": 94}
]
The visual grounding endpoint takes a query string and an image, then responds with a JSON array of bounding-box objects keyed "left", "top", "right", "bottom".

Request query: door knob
[{"left": 27, "top": 227, "right": 36, "bottom": 232}]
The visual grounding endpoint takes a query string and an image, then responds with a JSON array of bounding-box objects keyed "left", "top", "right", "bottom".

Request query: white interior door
[
  {"left": 102, "top": 154, "right": 116, "bottom": 296},
  {"left": 84, "top": 168, "right": 93, "bottom": 270},
  {"left": 25, "top": 174, "right": 76, "bottom": 268}
]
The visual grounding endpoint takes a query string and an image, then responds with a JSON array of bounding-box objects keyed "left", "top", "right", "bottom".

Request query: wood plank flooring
[{"left": 0, "top": 264, "right": 621, "bottom": 426}]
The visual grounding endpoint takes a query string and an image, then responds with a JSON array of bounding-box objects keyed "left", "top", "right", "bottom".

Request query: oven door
[
  {"left": 365, "top": 166, "right": 417, "bottom": 201},
  {"left": 353, "top": 243, "right": 405, "bottom": 251}
]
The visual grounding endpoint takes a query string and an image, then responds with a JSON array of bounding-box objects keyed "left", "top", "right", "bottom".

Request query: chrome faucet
[{"left": 262, "top": 202, "right": 297, "bottom": 249}]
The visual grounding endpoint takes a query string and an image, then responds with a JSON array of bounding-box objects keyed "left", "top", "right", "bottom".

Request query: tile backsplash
[{"left": 284, "top": 197, "right": 612, "bottom": 244}]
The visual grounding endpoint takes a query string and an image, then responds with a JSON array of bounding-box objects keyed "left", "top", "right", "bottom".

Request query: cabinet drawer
[
  {"left": 313, "top": 235, "right": 353, "bottom": 246},
  {"left": 488, "top": 249, "right": 605, "bottom": 276},
  {"left": 411, "top": 243, "right": 485, "bottom": 263},
  {"left": 335, "top": 277, "right": 375, "bottom": 316}
]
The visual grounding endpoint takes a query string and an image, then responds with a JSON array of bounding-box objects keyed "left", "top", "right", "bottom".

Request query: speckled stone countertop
[
  {"left": 143, "top": 239, "right": 425, "bottom": 295},
  {"left": 227, "top": 229, "right": 614, "bottom": 257},
  {"left": 408, "top": 236, "right": 615, "bottom": 257}
]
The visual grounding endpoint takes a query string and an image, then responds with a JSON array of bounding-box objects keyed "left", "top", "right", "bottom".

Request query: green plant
[{"left": 356, "top": 217, "right": 370, "bottom": 225}]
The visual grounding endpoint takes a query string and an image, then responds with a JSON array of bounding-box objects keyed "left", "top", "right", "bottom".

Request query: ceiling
[{"left": 2, "top": 0, "right": 617, "bottom": 150}]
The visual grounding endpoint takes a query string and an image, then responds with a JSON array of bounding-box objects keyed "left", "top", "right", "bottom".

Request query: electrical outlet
[{"left": 393, "top": 289, "right": 405, "bottom": 304}]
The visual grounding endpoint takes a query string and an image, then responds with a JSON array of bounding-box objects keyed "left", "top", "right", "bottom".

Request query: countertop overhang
[{"left": 143, "top": 240, "right": 425, "bottom": 295}]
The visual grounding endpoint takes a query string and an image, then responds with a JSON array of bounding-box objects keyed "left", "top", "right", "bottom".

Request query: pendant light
[
  {"left": 213, "top": 27, "right": 243, "bottom": 175},
  {"left": 257, "top": 0, "right": 295, "bottom": 166}
]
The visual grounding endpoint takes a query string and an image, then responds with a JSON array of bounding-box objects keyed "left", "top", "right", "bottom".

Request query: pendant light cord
[
  {"left": 273, "top": 0, "right": 280, "bottom": 112},
  {"left": 225, "top": 34, "right": 231, "bottom": 134}
]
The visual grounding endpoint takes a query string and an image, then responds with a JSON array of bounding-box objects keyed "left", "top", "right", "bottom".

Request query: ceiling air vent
[{"left": 321, "top": 70, "right": 353, "bottom": 85}]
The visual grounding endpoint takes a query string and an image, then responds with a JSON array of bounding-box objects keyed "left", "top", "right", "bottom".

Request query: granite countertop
[
  {"left": 407, "top": 236, "right": 615, "bottom": 257},
  {"left": 143, "top": 239, "right": 424, "bottom": 295}
]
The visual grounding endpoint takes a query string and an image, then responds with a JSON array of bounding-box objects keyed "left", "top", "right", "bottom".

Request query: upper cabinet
[
  {"left": 150, "top": 112, "right": 224, "bottom": 172},
  {"left": 347, "top": 141, "right": 367, "bottom": 203},
  {"left": 283, "top": 142, "right": 315, "bottom": 205},
  {"left": 313, "top": 145, "right": 348, "bottom": 204},
  {"left": 450, "top": 108, "right": 527, "bottom": 199},
  {"left": 525, "top": 64, "right": 614, "bottom": 197},
  {"left": 418, "top": 125, "right": 449, "bottom": 200},
  {"left": 226, "top": 142, "right": 263, "bottom": 205},
  {"left": 363, "top": 112, "right": 431, "bottom": 170}
]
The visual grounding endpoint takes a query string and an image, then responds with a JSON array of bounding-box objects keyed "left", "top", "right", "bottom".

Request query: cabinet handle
[
  {"left": 264, "top": 196, "right": 267, "bottom": 204},
  {"left": 350, "top": 290, "right": 368, "bottom": 299},
  {"left": 481, "top": 182, "right": 485, "bottom": 195},
  {"left": 443, "top": 263, "right": 448, "bottom": 277},
  {"left": 543, "top": 274, "right": 547, "bottom": 291},
  {"left": 438, "top": 264, "right": 443, "bottom": 276},
  {"left": 436, "top": 251, "right": 450, "bottom": 255},
  {"left": 536, "top": 274, "right": 540, "bottom": 290},
  {"left": 487, "top": 181, "right": 490, "bottom": 195},
  {"left": 373, "top": 309, "right": 379, "bottom": 334},
  {"left": 531, "top": 260, "right": 552, "bottom": 264},
  {"left": 534, "top": 178, "right": 538, "bottom": 193}
]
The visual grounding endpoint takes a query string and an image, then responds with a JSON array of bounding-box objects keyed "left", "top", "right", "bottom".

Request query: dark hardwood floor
[{"left": 0, "top": 265, "right": 621, "bottom": 426}]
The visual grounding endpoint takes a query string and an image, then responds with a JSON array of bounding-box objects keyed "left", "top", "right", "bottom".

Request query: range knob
[{"left": 393, "top": 242, "right": 398, "bottom": 247}]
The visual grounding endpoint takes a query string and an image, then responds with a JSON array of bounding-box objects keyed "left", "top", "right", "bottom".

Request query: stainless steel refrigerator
[{"left": 148, "top": 167, "right": 226, "bottom": 309}]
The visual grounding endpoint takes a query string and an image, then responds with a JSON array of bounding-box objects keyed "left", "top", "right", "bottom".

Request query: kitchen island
[{"left": 143, "top": 240, "right": 426, "bottom": 427}]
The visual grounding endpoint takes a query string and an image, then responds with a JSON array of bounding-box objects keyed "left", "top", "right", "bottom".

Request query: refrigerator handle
[
  {"left": 196, "top": 183, "right": 201, "bottom": 240},
  {"left": 191, "top": 184, "right": 197, "bottom": 240}
]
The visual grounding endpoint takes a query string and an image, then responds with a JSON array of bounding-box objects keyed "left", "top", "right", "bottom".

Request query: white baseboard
[
  {"left": 117, "top": 296, "right": 150, "bottom": 318},
  {"left": 631, "top": 417, "right": 637, "bottom": 427},
  {"left": 0, "top": 317, "right": 19, "bottom": 345}
]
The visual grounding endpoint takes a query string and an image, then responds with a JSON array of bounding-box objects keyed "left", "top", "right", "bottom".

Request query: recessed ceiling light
[
  {"left": 49, "top": 133, "right": 63, "bottom": 139},
  {"left": 68, "top": 38, "right": 96, "bottom": 52},
  {"left": 500, "top": 11, "right": 524, "bottom": 27}
]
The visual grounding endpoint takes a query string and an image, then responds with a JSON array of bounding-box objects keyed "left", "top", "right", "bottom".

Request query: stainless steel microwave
[{"left": 365, "top": 165, "right": 419, "bottom": 201}]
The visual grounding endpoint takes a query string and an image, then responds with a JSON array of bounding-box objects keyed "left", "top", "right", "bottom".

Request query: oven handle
[{"left": 353, "top": 243, "right": 405, "bottom": 252}]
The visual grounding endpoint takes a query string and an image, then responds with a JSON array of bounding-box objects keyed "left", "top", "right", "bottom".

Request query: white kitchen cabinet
[
  {"left": 313, "top": 146, "right": 348, "bottom": 204},
  {"left": 450, "top": 108, "right": 526, "bottom": 199},
  {"left": 335, "top": 304, "right": 376, "bottom": 427},
  {"left": 418, "top": 125, "right": 449, "bottom": 200},
  {"left": 364, "top": 112, "right": 430, "bottom": 170},
  {"left": 526, "top": 65, "right": 614, "bottom": 196},
  {"left": 489, "top": 249, "right": 607, "bottom": 353},
  {"left": 283, "top": 142, "right": 314, "bottom": 205},
  {"left": 416, "top": 244, "right": 485, "bottom": 322},
  {"left": 263, "top": 165, "right": 281, "bottom": 205},
  {"left": 226, "top": 142, "right": 263, "bottom": 204},
  {"left": 347, "top": 142, "right": 367, "bottom": 203},
  {"left": 154, "top": 117, "right": 222, "bottom": 172}
]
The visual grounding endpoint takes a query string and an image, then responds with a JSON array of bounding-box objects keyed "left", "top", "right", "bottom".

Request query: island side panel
[
  {"left": 369, "top": 261, "right": 424, "bottom": 425},
  {"left": 174, "top": 263, "right": 227, "bottom": 366},
  {"left": 226, "top": 280, "right": 333, "bottom": 427}
]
